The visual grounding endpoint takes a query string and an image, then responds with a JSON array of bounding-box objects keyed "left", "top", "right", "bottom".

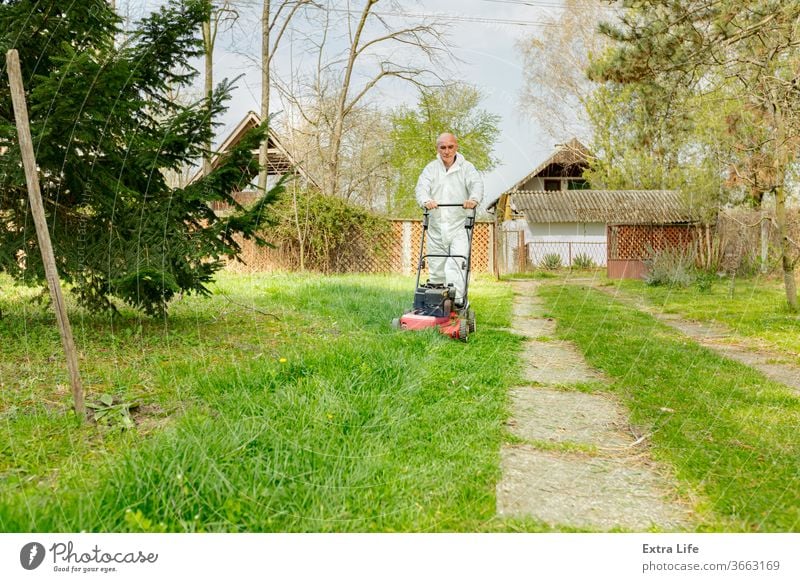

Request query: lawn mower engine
[{"left": 392, "top": 283, "right": 467, "bottom": 340}]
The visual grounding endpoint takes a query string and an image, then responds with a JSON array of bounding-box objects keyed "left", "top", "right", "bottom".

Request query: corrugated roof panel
[{"left": 513, "top": 190, "right": 696, "bottom": 224}]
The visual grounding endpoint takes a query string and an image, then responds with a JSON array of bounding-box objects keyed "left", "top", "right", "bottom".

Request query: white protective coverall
[{"left": 415, "top": 153, "right": 484, "bottom": 303}]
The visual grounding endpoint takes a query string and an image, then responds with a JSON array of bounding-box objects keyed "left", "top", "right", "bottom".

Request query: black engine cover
[{"left": 413, "top": 284, "right": 455, "bottom": 317}]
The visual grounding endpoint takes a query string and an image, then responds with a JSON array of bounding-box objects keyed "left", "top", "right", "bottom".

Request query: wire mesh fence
[
  {"left": 225, "top": 219, "right": 494, "bottom": 275},
  {"left": 527, "top": 241, "right": 607, "bottom": 269}
]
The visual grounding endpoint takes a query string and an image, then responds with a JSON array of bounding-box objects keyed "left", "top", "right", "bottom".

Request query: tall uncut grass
[
  {"left": 0, "top": 274, "right": 521, "bottom": 532},
  {"left": 615, "top": 276, "right": 800, "bottom": 362}
]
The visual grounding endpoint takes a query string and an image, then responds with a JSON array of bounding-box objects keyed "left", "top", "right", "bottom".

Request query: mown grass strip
[
  {"left": 0, "top": 273, "right": 523, "bottom": 532},
  {"left": 539, "top": 283, "right": 800, "bottom": 532},
  {"left": 613, "top": 276, "right": 800, "bottom": 361}
]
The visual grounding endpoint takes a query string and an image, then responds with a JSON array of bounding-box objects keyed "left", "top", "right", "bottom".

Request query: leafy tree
[
  {"left": 388, "top": 83, "right": 500, "bottom": 217},
  {"left": 517, "top": 0, "right": 610, "bottom": 141},
  {"left": 590, "top": 0, "right": 800, "bottom": 310},
  {"left": 0, "top": 0, "right": 282, "bottom": 316},
  {"left": 583, "top": 80, "right": 734, "bottom": 220}
]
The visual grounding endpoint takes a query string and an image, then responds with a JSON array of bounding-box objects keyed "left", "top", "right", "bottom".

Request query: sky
[{"left": 126, "top": 0, "right": 579, "bottom": 205}]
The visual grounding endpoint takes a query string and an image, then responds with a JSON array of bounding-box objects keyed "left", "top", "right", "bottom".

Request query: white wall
[
  {"left": 527, "top": 221, "right": 606, "bottom": 238},
  {"left": 526, "top": 221, "right": 607, "bottom": 267}
]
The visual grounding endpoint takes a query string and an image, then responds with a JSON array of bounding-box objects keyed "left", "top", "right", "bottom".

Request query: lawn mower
[{"left": 391, "top": 203, "right": 476, "bottom": 341}]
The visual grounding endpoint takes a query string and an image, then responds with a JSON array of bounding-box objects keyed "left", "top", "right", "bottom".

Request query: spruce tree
[{"left": 0, "top": 0, "right": 282, "bottom": 316}]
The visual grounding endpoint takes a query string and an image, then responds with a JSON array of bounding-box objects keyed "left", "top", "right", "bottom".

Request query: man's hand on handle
[{"left": 424, "top": 200, "right": 477, "bottom": 210}]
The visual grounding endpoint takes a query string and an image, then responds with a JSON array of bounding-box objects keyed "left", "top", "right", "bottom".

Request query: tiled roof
[
  {"left": 189, "top": 111, "right": 318, "bottom": 187},
  {"left": 507, "top": 137, "right": 592, "bottom": 192}
]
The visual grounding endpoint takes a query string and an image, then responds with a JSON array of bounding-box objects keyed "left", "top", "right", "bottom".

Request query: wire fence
[
  {"left": 226, "top": 219, "right": 494, "bottom": 275},
  {"left": 526, "top": 241, "right": 607, "bottom": 268}
]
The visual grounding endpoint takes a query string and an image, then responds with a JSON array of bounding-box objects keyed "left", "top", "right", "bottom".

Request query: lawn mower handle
[
  {"left": 422, "top": 204, "right": 476, "bottom": 229},
  {"left": 416, "top": 204, "right": 477, "bottom": 298}
]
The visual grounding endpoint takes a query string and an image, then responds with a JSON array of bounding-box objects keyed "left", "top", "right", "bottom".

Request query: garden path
[
  {"left": 596, "top": 285, "right": 800, "bottom": 394},
  {"left": 496, "top": 281, "right": 692, "bottom": 531}
]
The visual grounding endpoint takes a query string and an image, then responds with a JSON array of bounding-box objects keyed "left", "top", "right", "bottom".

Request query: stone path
[
  {"left": 496, "top": 281, "right": 692, "bottom": 531},
  {"left": 596, "top": 285, "right": 800, "bottom": 393}
]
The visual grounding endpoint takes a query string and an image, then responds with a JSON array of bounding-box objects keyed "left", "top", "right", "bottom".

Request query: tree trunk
[
  {"left": 769, "top": 97, "right": 798, "bottom": 311},
  {"left": 774, "top": 186, "right": 798, "bottom": 311},
  {"left": 202, "top": 18, "right": 213, "bottom": 177},
  {"left": 328, "top": 0, "right": 376, "bottom": 197},
  {"left": 291, "top": 183, "right": 306, "bottom": 271},
  {"left": 760, "top": 200, "right": 769, "bottom": 274},
  {"left": 257, "top": 0, "right": 271, "bottom": 194}
]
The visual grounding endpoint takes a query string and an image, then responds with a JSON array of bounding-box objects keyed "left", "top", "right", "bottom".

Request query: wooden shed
[
  {"left": 511, "top": 189, "right": 697, "bottom": 278},
  {"left": 488, "top": 140, "right": 699, "bottom": 278}
]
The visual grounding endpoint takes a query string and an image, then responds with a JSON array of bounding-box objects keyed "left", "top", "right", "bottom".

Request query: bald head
[
  {"left": 436, "top": 133, "right": 458, "bottom": 168},
  {"left": 436, "top": 133, "right": 458, "bottom": 147}
]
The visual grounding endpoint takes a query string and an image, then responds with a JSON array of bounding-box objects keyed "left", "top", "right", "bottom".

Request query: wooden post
[{"left": 6, "top": 49, "right": 85, "bottom": 421}]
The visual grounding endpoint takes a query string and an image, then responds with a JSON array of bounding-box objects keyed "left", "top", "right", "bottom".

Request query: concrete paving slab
[
  {"left": 512, "top": 301, "right": 545, "bottom": 319},
  {"left": 497, "top": 446, "right": 690, "bottom": 531},
  {"left": 521, "top": 340, "right": 605, "bottom": 385},
  {"left": 508, "top": 387, "right": 631, "bottom": 448},
  {"left": 511, "top": 317, "right": 556, "bottom": 338}
]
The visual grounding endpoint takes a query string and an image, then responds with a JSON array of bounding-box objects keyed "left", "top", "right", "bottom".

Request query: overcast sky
[{"left": 129, "top": 0, "right": 578, "bottom": 205}]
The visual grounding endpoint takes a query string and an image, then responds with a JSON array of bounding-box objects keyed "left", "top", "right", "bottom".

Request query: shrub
[
  {"left": 269, "top": 188, "right": 391, "bottom": 272},
  {"left": 540, "top": 253, "right": 562, "bottom": 270},
  {"left": 695, "top": 271, "right": 716, "bottom": 293},
  {"left": 644, "top": 246, "right": 696, "bottom": 287},
  {"left": 572, "top": 253, "right": 595, "bottom": 270}
]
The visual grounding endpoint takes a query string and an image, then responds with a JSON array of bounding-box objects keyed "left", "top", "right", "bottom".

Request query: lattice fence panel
[
  {"left": 400, "top": 220, "right": 491, "bottom": 275},
  {"left": 471, "top": 222, "right": 491, "bottom": 273},
  {"left": 408, "top": 220, "right": 427, "bottom": 277},
  {"left": 608, "top": 224, "right": 695, "bottom": 260}
]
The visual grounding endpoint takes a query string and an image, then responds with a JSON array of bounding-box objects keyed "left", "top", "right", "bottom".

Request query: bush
[
  {"left": 540, "top": 253, "right": 562, "bottom": 270},
  {"left": 571, "top": 253, "right": 595, "bottom": 270},
  {"left": 644, "top": 246, "right": 697, "bottom": 287},
  {"left": 695, "top": 271, "right": 716, "bottom": 293},
  {"left": 269, "top": 188, "right": 391, "bottom": 272}
]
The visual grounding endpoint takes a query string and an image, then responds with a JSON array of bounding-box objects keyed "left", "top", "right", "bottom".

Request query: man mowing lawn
[{"left": 415, "top": 132, "right": 483, "bottom": 307}]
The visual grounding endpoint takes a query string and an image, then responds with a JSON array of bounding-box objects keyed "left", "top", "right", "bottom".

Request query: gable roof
[
  {"left": 190, "top": 111, "right": 317, "bottom": 186},
  {"left": 514, "top": 190, "right": 697, "bottom": 224},
  {"left": 506, "top": 138, "right": 592, "bottom": 193}
]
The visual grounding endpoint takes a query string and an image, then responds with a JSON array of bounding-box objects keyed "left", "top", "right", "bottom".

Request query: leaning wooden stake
[{"left": 6, "top": 49, "right": 85, "bottom": 421}]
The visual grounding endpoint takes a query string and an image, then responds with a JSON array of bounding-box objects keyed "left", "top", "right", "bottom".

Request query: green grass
[
  {"left": 539, "top": 283, "right": 800, "bottom": 532},
  {"left": 611, "top": 276, "right": 800, "bottom": 362},
  {"left": 500, "top": 271, "right": 559, "bottom": 280},
  {"left": 0, "top": 273, "right": 523, "bottom": 532}
]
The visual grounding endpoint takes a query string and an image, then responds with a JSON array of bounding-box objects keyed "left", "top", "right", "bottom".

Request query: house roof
[
  {"left": 506, "top": 137, "right": 592, "bottom": 193},
  {"left": 513, "top": 190, "right": 697, "bottom": 224},
  {"left": 189, "top": 111, "right": 317, "bottom": 186}
]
